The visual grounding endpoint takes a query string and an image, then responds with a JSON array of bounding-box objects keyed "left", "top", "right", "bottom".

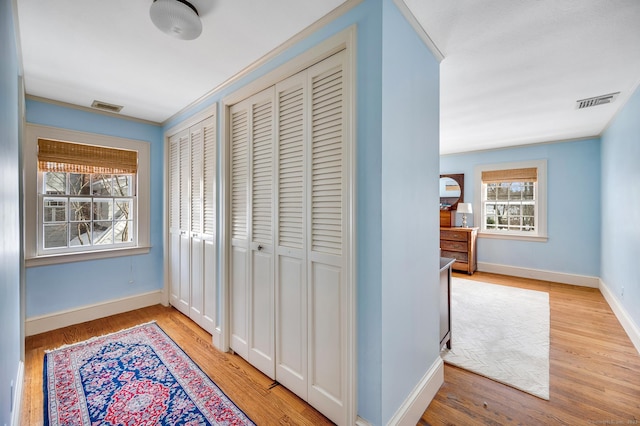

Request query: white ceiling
[{"left": 16, "top": 0, "right": 640, "bottom": 154}]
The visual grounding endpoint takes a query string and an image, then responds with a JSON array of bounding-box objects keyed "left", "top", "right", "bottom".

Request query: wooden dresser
[{"left": 440, "top": 227, "right": 478, "bottom": 275}]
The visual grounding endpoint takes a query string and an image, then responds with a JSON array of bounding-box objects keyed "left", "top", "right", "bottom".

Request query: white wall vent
[
  {"left": 91, "top": 100, "right": 123, "bottom": 113},
  {"left": 576, "top": 92, "right": 620, "bottom": 109}
]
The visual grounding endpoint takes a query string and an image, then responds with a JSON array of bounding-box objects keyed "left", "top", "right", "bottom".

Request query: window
[
  {"left": 475, "top": 160, "right": 547, "bottom": 241},
  {"left": 25, "top": 125, "right": 151, "bottom": 266}
]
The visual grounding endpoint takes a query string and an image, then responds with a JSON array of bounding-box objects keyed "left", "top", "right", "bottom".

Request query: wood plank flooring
[
  {"left": 420, "top": 272, "right": 640, "bottom": 425},
  {"left": 21, "top": 304, "right": 333, "bottom": 425},
  {"left": 21, "top": 272, "right": 640, "bottom": 425}
]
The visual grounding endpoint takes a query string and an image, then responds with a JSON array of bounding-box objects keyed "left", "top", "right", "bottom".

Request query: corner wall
[
  {"left": 600, "top": 84, "right": 640, "bottom": 347},
  {"left": 0, "top": 0, "right": 23, "bottom": 422},
  {"left": 380, "top": 0, "right": 441, "bottom": 423}
]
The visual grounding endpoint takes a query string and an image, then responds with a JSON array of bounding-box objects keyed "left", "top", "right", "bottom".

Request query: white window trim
[
  {"left": 24, "top": 124, "right": 151, "bottom": 267},
  {"left": 474, "top": 159, "right": 548, "bottom": 242}
]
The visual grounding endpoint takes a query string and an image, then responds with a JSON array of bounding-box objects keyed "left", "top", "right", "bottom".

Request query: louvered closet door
[
  {"left": 188, "top": 116, "right": 217, "bottom": 334},
  {"left": 274, "top": 71, "right": 308, "bottom": 399},
  {"left": 168, "top": 131, "right": 183, "bottom": 310},
  {"left": 229, "top": 88, "right": 277, "bottom": 376},
  {"left": 229, "top": 99, "right": 251, "bottom": 359},
  {"left": 189, "top": 123, "right": 204, "bottom": 327},
  {"left": 247, "top": 88, "right": 276, "bottom": 378},
  {"left": 176, "top": 130, "right": 191, "bottom": 316},
  {"left": 200, "top": 116, "right": 217, "bottom": 334},
  {"left": 169, "top": 130, "right": 191, "bottom": 315},
  {"left": 306, "top": 50, "right": 348, "bottom": 424}
]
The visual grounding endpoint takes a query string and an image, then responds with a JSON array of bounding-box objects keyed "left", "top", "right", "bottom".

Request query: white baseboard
[
  {"left": 356, "top": 416, "right": 374, "bottom": 426},
  {"left": 11, "top": 361, "right": 24, "bottom": 426},
  {"left": 477, "top": 262, "right": 599, "bottom": 288},
  {"left": 386, "top": 356, "right": 444, "bottom": 426},
  {"left": 25, "top": 290, "right": 163, "bottom": 336},
  {"left": 599, "top": 279, "right": 640, "bottom": 355}
]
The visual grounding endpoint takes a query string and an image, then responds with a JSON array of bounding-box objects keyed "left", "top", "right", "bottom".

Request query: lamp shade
[
  {"left": 150, "top": 0, "right": 202, "bottom": 40},
  {"left": 457, "top": 203, "right": 473, "bottom": 214}
]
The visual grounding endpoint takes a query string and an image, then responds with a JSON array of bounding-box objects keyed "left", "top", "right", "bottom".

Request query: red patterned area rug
[{"left": 44, "top": 322, "right": 255, "bottom": 426}]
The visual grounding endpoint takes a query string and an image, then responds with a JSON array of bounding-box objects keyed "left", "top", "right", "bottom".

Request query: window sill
[
  {"left": 478, "top": 232, "right": 548, "bottom": 243},
  {"left": 26, "top": 246, "right": 151, "bottom": 267}
]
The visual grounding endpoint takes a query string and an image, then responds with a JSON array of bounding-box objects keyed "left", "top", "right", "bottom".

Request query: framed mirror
[{"left": 439, "top": 173, "right": 464, "bottom": 210}]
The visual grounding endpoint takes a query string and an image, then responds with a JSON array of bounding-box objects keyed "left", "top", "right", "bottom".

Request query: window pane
[
  {"left": 497, "top": 184, "right": 509, "bottom": 200},
  {"left": 92, "top": 174, "right": 113, "bottom": 196},
  {"left": 70, "top": 198, "right": 92, "bottom": 222},
  {"left": 115, "top": 199, "right": 132, "bottom": 220},
  {"left": 522, "top": 204, "right": 535, "bottom": 216},
  {"left": 114, "top": 220, "right": 133, "bottom": 243},
  {"left": 69, "top": 174, "right": 91, "bottom": 195},
  {"left": 486, "top": 184, "right": 497, "bottom": 200},
  {"left": 485, "top": 215, "right": 496, "bottom": 226},
  {"left": 509, "top": 217, "right": 521, "bottom": 226},
  {"left": 523, "top": 183, "right": 534, "bottom": 200},
  {"left": 113, "top": 175, "right": 132, "bottom": 196},
  {"left": 93, "top": 221, "right": 113, "bottom": 245},
  {"left": 44, "top": 224, "right": 68, "bottom": 248},
  {"left": 509, "top": 183, "right": 523, "bottom": 200},
  {"left": 44, "top": 198, "right": 67, "bottom": 222},
  {"left": 94, "top": 199, "right": 113, "bottom": 221},
  {"left": 69, "top": 221, "right": 92, "bottom": 246},
  {"left": 523, "top": 217, "right": 535, "bottom": 229},
  {"left": 508, "top": 204, "right": 521, "bottom": 216},
  {"left": 498, "top": 216, "right": 508, "bottom": 225},
  {"left": 44, "top": 172, "right": 67, "bottom": 195},
  {"left": 485, "top": 203, "right": 496, "bottom": 214}
]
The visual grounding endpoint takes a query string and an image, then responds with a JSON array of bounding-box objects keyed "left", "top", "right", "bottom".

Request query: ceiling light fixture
[{"left": 150, "top": 0, "right": 202, "bottom": 41}]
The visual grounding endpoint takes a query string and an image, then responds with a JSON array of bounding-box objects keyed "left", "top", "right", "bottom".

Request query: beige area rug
[{"left": 442, "top": 278, "right": 550, "bottom": 400}]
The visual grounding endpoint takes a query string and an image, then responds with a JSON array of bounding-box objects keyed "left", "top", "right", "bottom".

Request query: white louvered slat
[
  {"left": 252, "top": 99, "right": 274, "bottom": 244},
  {"left": 278, "top": 84, "right": 305, "bottom": 249},
  {"left": 311, "top": 67, "right": 343, "bottom": 256},
  {"left": 169, "top": 134, "right": 180, "bottom": 230},
  {"left": 190, "top": 127, "right": 203, "bottom": 234},
  {"left": 231, "top": 109, "right": 249, "bottom": 241},
  {"left": 202, "top": 117, "right": 216, "bottom": 237},
  {"left": 179, "top": 132, "right": 190, "bottom": 231}
]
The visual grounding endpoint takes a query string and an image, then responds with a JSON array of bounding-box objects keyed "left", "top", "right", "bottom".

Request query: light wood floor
[
  {"left": 21, "top": 273, "right": 640, "bottom": 425},
  {"left": 21, "top": 304, "right": 333, "bottom": 425},
  {"left": 421, "top": 271, "right": 640, "bottom": 425}
]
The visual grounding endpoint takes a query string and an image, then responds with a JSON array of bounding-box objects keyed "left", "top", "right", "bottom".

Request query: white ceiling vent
[
  {"left": 91, "top": 100, "right": 123, "bottom": 113},
  {"left": 576, "top": 92, "right": 620, "bottom": 109}
]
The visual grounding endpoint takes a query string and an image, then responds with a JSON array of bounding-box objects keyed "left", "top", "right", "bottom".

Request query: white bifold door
[
  {"left": 229, "top": 51, "right": 349, "bottom": 425},
  {"left": 168, "top": 115, "right": 217, "bottom": 334}
]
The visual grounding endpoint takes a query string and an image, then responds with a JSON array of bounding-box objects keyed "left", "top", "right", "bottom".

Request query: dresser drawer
[
  {"left": 440, "top": 230, "right": 468, "bottom": 241},
  {"left": 440, "top": 239, "right": 468, "bottom": 252},
  {"left": 441, "top": 250, "right": 468, "bottom": 263}
]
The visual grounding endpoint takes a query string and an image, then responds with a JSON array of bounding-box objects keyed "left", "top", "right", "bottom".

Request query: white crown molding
[
  {"left": 392, "top": 0, "right": 444, "bottom": 62},
  {"left": 477, "top": 262, "right": 600, "bottom": 288},
  {"left": 25, "top": 95, "right": 161, "bottom": 126},
  {"left": 25, "top": 290, "right": 164, "bottom": 336},
  {"left": 386, "top": 357, "right": 444, "bottom": 426},
  {"left": 599, "top": 279, "right": 640, "bottom": 356},
  {"left": 164, "top": 0, "right": 363, "bottom": 126}
]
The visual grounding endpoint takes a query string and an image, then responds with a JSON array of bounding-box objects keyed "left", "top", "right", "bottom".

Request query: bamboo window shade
[
  {"left": 481, "top": 167, "right": 537, "bottom": 184},
  {"left": 37, "top": 139, "right": 138, "bottom": 174}
]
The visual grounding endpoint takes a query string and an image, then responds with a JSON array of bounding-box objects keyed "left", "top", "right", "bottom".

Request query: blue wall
[
  {"left": 380, "top": 0, "right": 440, "bottom": 423},
  {"left": 601, "top": 85, "right": 640, "bottom": 329},
  {"left": 0, "top": 0, "right": 22, "bottom": 422},
  {"left": 25, "top": 100, "right": 164, "bottom": 316},
  {"left": 166, "top": 0, "right": 440, "bottom": 423},
  {"left": 441, "top": 138, "right": 601, "bottom": 277}
]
